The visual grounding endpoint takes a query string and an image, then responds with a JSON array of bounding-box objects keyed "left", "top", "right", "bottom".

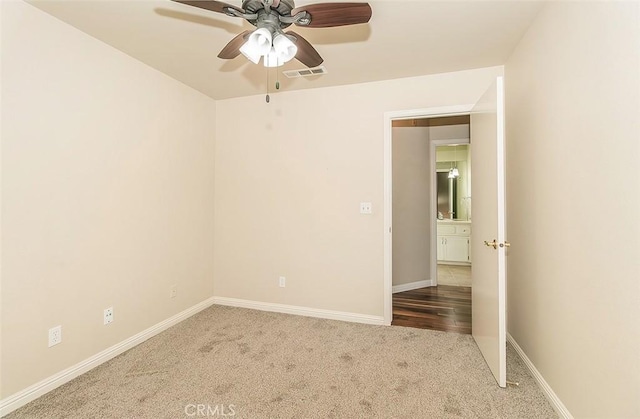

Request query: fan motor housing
[
  {"left": 243, "top": 0, "right": 296, "bottom": 29},
  {"left": 242, "top": 0, "right": 295, "bottom": 17}
]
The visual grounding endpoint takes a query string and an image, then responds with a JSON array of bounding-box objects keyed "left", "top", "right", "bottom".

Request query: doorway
[
  {"left": 384, "top": 77, "right": 507, "bottom": 386},
  {"left": 383, "top": 105, "right": 474, "bottom": 327},
  {"left": 388, "top": 115, "right": 471, "bottom": 333}
]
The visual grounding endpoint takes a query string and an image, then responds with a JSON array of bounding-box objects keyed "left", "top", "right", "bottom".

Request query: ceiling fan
[{"left": 171, "top": 0, "right": 372, "bottom": 68}]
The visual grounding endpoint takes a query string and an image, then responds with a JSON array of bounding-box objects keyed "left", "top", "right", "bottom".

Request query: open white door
[{"left": 471, "top": 77, "right": 507, "bottom": 387}]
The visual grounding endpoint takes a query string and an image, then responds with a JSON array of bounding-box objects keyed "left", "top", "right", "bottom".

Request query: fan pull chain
[
  {"left": 276, "top": 64, "right": 280, "bottom": 90},
  {"left": 265, "top": 64, "right": 270, "bottom": 103}
]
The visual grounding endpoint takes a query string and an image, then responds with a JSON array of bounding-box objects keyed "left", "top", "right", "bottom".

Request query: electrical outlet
[
  {"left": 170, "top": 285, "right": 177, "bottom": 299},
  {"left": 279, "top": 276, "right": 286, "bottom": 288},
  {"left": 360, "top": 202, "right": 372, "bottom": 214},
  {"left": 48, "top": 326, "right": 62, "bottom": 347},
  {"left": 104, "top": 307, "right": 114, "bottom": 325}
]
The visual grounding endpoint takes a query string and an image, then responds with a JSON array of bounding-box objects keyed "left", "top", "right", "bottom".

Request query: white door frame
[{"left": 383, "top": 105, "right": 474, "bottom": 325}]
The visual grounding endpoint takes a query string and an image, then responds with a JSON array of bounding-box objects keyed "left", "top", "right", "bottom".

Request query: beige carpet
[{"left": 7, "top": 306, "right": 557, "bottom": 418}]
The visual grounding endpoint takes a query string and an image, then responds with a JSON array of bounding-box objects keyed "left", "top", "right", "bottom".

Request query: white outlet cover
[
  {"left": 279, "top": 276, "right": 286, "bottom": 287},
  {"left": 104, "top": 307, "right": 114, "bottom": 325},
  {"left": 48, "top": 325, "right": 62, "bottom": 347},
  {"left": 360, "top": 202, "right": 372, "bottom": 214}
]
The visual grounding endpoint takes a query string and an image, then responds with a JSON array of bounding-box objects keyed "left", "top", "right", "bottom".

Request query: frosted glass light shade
[
  {"left": 273, "top": 34, "right": 297, "bottom": 64},
  {"left": 240, "top": 28, "right": 272, "bottom": 64}
]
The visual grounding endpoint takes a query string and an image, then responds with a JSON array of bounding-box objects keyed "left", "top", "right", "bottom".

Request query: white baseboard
[
  {"left": 437, "top": 261, "right": 471, "bottom": 267},
  {"left": 507, "top": 333, "right": 573, "bottom": 419},
  {"left": 392, "top": 279, "right": 434, "bottom": 294},
  {"left": 212, "top": 296, "right": 386, "bottom": 326},
  {"left": 0, "top": 297, "right": 216, "bottom": 418}
]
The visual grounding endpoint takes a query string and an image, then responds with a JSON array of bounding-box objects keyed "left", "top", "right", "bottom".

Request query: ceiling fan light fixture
[
  {"left": 240, "top": 27, "right": 272, "bottom": 64},
  {"left": 172, "top": 0, "right": 373, "bottom": 70}
]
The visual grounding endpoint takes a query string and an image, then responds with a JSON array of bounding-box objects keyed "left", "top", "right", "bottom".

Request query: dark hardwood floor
[{"left": 392, "top": 285, "right": 472, "bottom": 334}]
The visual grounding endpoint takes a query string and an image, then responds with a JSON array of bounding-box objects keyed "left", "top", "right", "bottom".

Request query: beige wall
[
  {"left": 505, "top": 2, "right": 640, "bottom": 417},
  {"left": 392, "top": 127, "right": 431, "bottom": 286},
  {"left": 214, "top": 66, "right": 503, "bottom": 316},
  {"left": 1, "top": 1, "right": 216, "bottom": 398},
  {"left": 5, "top": 1, "right": 638, "bottom": 416}
]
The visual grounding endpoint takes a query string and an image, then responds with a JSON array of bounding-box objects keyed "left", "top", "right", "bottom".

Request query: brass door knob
[
  {"left": 499, "top": 241, "right": 511, "bottom": 248},
  {"left": 484, "top": 239, "right": 498, "bottom": 249}
]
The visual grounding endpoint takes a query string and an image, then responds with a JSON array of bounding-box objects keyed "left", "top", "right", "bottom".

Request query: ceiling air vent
[{"left": 283, "top": 66, "right": 328, "bottom": 79}]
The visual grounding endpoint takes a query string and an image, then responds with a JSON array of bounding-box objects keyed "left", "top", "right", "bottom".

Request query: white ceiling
[{"left": 28, "top": 0, "right": 545, "bottom": 100}]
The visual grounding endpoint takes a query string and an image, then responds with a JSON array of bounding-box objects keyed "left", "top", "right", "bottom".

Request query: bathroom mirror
[
  {"left": 437, "top": 171, "right": 458, "bottom": 219},
  {"left": 435, "top": 145, "right": 471, "bottom": 220}
]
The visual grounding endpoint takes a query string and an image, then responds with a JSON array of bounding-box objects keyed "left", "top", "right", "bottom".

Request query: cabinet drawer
[
  {"left": 456, "top": 226, "right": 471, "bottom": 236},
  {"left": 437, "top": 225, "right": 456, "bottom": 235}
]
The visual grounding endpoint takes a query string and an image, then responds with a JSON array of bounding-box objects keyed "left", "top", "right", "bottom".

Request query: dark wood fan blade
[
  {"left": 287, "top": 31, "right": 324, "bottom": 67},
  {"left": 171, "top": 0, "right": 244, "bottom": 16},
  {"left": 291, "top": 2, "right": 371, "bottom": 28},
  {"left": 218, "top": 30, "right": 252, "bottom": 59}
]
